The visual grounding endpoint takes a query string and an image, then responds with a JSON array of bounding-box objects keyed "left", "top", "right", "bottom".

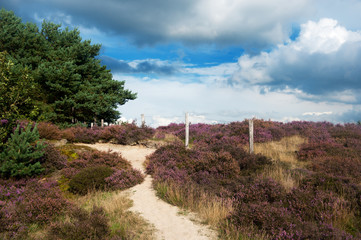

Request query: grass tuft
[
  {"left": 74, "top": 190, "right": 156, "bottom": 239},
  {"left": 154, "top": 181, "right": 232, "bottom": 228}
]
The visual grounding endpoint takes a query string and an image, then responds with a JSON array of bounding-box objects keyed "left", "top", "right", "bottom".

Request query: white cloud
[
  {"left": 166, "top": 0, "right": 311, "bottom": 46},
  {"left": 115, "top": 72, "right": 352, "bottom": 127},
  {"left": 302, "top": 111, "right": 332, "bottom": 116},
  {"left": 151, "top": 116, "right": 182, "bottom": 127},
  {"left": 232, "top": 18, "right": 361, "bottom": 101},
  {"left": 292, "top": 18, "right": 361, "bottom": 54},
  {"left": 183, "top": 63, "right": 238, "bottom": 76}
]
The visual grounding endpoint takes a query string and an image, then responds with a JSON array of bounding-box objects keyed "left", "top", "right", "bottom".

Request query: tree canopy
[{"left": 0, "top": 9, "right": 136, "bottom": 124}]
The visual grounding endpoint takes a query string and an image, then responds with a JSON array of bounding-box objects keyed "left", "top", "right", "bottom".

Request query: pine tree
[
  {"left": 0, "top": 9, "right": 137, "bottom": 123},
  {"left": 0, "top": 124, "right": 45, "bottom": 178}
]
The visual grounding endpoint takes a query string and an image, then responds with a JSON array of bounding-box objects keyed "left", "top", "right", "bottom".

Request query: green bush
[
  {"left": 0, "top": 124, "right": 45, "bottom": 178},
  {"left": 68, "top": 166, "right": 114, "bottom": 195}
]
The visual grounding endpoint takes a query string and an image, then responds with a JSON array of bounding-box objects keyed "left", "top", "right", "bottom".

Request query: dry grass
[
  {"left": 74, "top": 190, "right": 156, "bottom": 240},
  {"left": 154, "top": 181, "right": 232, "bottom": 228},
  {"left": 261, "top": 165, "right": 298, "bottom": 192},
  {"left": 254, "top": 135, "right": 307, "bottom": 168},
  {"left": 219, "top": 221, "right": 270, "bottom": 240},
  {"left": 331, "top": 195, "right": 358, "bottom": 232},
  {"left": 250, "top": 135, "right": 308, "bottom": 191}
]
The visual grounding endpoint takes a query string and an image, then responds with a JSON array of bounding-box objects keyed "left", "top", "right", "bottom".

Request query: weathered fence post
[
  {"left": 249, "top": 118, "right": 254, "bottom": 154},
  {"left": 185, "top": 112, "right": 189, "bottom": 148},
  {"left": 141, "top": 114, "right": 145, "bottom": 127},
  {"left": 101, "top": 119, "right": 104, "bottom": 128}
]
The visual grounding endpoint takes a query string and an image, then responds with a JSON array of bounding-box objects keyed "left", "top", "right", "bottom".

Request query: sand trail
[{"left": 79, "top": 143, "right": 216, "bottom": 240}]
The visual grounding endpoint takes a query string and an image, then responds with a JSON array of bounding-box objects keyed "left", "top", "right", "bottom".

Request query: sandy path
[{"left": 78, "top": 143, "right": 217, "bottom": 240}]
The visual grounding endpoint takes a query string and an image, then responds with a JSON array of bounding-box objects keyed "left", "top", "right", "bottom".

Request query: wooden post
[
  {"left": 185, "top": 112, "right": 189, "bottom": 148},
  {"left": 91, "top": 122, "right": 94, "bottom": 129},
  {"left": 101, "top": 119, "right": 104, "bottom": 128},
  {"left": 141, "top": 114, "right": 145, "bottom": 127},
  {"left": 249, "top": 118, "right": 254, "bottom": 154}
]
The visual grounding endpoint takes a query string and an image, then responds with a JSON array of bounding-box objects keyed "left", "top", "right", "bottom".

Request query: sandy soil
[{"left": 77, "top": 143, "right": 217, "bottom": 240}]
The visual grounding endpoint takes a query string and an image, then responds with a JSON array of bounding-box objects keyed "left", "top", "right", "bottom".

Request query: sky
[{"left": 2, "top": 0, "right": 361, "bottom": 127}]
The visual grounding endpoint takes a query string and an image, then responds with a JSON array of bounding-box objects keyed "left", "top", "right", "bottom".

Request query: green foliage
[
  {"left": 68, "top": 166, "right": 114, "bottom": 195},
  {"left": 0, "top": 124, "right": 45, "bottom": 178},
  {"left": 0, "top": 9, "right": 136, "bottom": 123},
  {"left": 0, "top": 52, "right": 36, "bottom": 119},
  {"left": 0, "top": 51, "right": 38, "bottom": 150}
]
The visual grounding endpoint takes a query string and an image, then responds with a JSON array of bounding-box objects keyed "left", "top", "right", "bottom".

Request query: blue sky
[{"left": 2, "top": 0, "right": 361, "bottom": 126}]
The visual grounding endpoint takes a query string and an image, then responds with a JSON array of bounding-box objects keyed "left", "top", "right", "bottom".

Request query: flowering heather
[
  {"left": 148, "top": 120, "right": 361, "bottom": 238},
  {"left": 71, "top": 126, "right": 102, "bottom": 143},
  {"left": 105, "top": 168, "right": 144, "bottom": 190},
  {"left": 41, "top": 142, "right": 67, "bottom": 174},
  {"left": 61, "top": 149, "right": 131, "bottom": 179},
  {"left": 61, "top": 149, "right": 144, "bottom": 195},
  {"left": 100, "top": 123, "right": 155, "bottom": 145},
  {"left": 77, "top": 150, "right": 131, "bottom": 169},
  {"left": 0, "top": 178, "right": 71, "bottom": 239}
]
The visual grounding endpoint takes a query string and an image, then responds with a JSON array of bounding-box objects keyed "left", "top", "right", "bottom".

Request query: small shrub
[
  {"left": 40, "top": 143, "right": 67, "bottom": 174},
  {"left": 60, "top": 128, "right": 75, "bottom": 142},
  {"left": 68, "top": 166, "right": 114, "bottom": 195},
  {"left": 311, "top": 156, "right": 361, "bottom": 182},
  {"left": 72, "top": 126, "right": 101, "bottom": 143},
  {"left": 234, "top": 177, "right": 286, "bottom": 204},
  {"left": 231, "top": 201, "right": 298, "bottom": 238},
  {"left": 37, "top": 122, "right": 61, "bottom": 140},
  {"left": 48, "top": 206, "right": 110, "bottom": 240},
  {"left": 105, "top": 168, "right": 144, "bottom": 190},
  {"left": 0, "top": 124, "right": 45, "bottom": 178},
  {"left": 99, "top": 125, "right": 125, "bottom": 142},
  {"left": 100, "top": 124, "right": 155, "bottom": 145},
  {"left": 77, "top": 150, "right": 131, "bottom": 169}
]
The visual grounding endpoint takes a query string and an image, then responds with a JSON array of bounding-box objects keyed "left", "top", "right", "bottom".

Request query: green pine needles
[{"left": 0, "top": 124, "right": 46, "bottom": 178}]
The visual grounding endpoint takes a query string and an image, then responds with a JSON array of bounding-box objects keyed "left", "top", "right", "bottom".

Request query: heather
[
  {"left": 148, "top": 120, "right": 361, "bottom": 239},
  {"left": 0, "top": 178, "right": 71, "bottom": 239},
  {"left": 0, "top": 127, "right": 148, "bottom": 239},
  {"left": 35, "top": 121, "right": 155, "bottom": 145}
]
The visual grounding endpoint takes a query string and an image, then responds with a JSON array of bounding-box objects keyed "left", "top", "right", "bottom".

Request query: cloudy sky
[{"left": 2, "top": 0, "right": 361, "bottom": 126}]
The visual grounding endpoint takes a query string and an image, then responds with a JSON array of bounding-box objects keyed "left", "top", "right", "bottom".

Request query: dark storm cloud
[
  {"left": 100, "top": 56, "right": 178, "bottom": 75},
  {"left": 1, "top": 0, "right": 310, "bottom": 48},
  {"left": 266, "top": 42, "right": 361, "bottom": 96}
]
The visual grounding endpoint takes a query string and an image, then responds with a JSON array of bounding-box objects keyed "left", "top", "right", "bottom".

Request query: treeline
[{"left": 0, "top": 8, "right": 136, "bottom": 125}]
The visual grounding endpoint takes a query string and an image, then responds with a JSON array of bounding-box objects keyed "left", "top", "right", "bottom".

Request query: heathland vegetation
[
  {"left": 0, "top": 121, "right": 155, "bottom": 239},
  {"left": 1, "top": 119, "right": 360, "bottom": 239},
  {"left": 149, "top": 120, "right": 361, "bottom": 239},
  {"left": 1, "top": 7, "right": 361, "bottom": 240}
]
